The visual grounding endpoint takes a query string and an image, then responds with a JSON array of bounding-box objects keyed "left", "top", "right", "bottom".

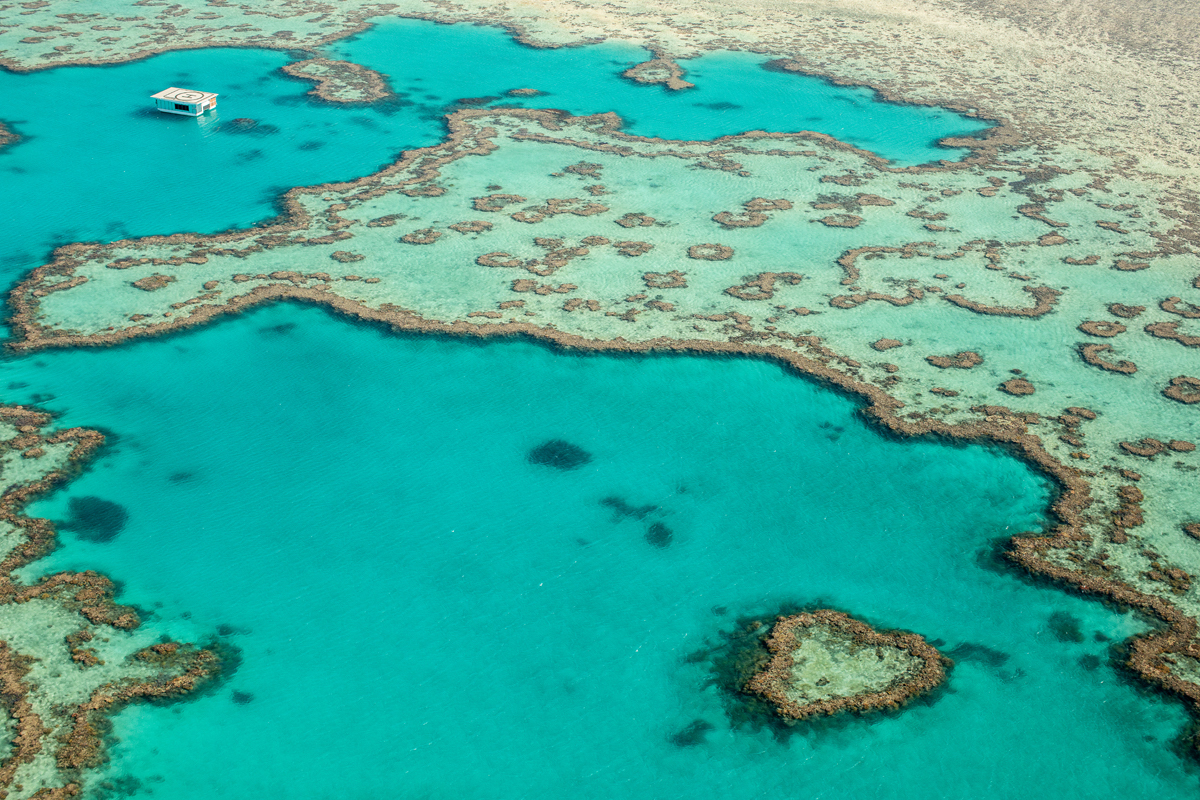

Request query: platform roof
[{"left": 150, "top": 87, "right": 218, "bottom": 103}]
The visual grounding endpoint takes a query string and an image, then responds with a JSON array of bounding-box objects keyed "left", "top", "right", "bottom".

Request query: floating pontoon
[{"left": 151, "top": 87, "right": 218, "bottom": 116}]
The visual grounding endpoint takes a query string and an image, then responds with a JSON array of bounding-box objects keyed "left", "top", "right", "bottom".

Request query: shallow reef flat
[
  {"left": 11, "top": 104, "right": 1200, "bottom": 750},
  {"left": 0, "top": 406, "right": 218, "bottom": 799},
  {"left": 1, "top": 0, "right": 1198, "bottom": 185}
]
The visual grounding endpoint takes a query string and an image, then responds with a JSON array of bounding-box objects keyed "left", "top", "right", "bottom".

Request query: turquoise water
[
  {"left": 0, "top": 16, "right": 1195, "bottom": 799},
  {"left": 0, "top": 18, "right": 987, "bottom": 277},
  {"left": 6, "top": 303, "right": 1197, "bottom": 799},
  {"left": 330, "top": 19, "right": 990, "bottom": 160}
]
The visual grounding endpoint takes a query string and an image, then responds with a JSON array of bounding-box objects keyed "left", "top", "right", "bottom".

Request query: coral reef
[
  {"left": 280, "top": 58, "right": 392, "bottom": 103},
  {"left": 742, "top": 610, "right": 948, "bottom": 720},
  {"left": 999, "top": 378, "right": 1035, "bottom": 396},
  {"left": 1164, "top": 377, "right": 1200, "bottom": 405},
  {"left": 687, "top": 244, "right": 734, "bottom": 261},
  {"left": 927, "top": 352, "right": 983, "bottom": 369},
  {"left": 1078, "top": 344, "right": 1137, "bottom": 374},
  {"left": 0, "top": 121, "right": 18, "bottom": 151},
  {"left": 621, "top": 57, "right": 694, "bottom": 91},
  {"left": 0, "top": 407, "right": 220, "bottom": 796}
]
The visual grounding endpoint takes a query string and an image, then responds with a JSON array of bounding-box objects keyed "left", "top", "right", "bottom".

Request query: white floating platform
[{"left": 151, "top": 87, "right": 218, "bottom": 116}]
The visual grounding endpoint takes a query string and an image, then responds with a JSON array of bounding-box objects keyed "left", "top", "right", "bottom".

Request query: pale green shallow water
[{"left": 0, "top": 16, "right": 1196, "bottom": 800}]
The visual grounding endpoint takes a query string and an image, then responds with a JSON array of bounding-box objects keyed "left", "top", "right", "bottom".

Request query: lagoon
[{"left": 8, "top": 302, "right": 1195, "bottom": 799}]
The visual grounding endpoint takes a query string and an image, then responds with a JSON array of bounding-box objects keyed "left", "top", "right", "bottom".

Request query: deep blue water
[{"left": 0, "top": 16, "right": 1194, "bottom": 800}]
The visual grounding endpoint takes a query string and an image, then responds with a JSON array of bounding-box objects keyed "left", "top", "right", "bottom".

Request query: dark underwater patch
[
  {"left": 645, "top": 522, "right": 673, "bottom": 548},
  {"left": 221, "top": 119, "right": 280, "bottom": 137},
  {"left": 1078, "top": 654, "right": 1102, "bottom": 671},
  {"left": 945, "top": 641, "right": 1010, "bottom": 668},
  {"left": 527, "top": 439, "right": 592, "bottom": 470},
  {"left": 62, "top": 496, "right": 129, "bottom": 543},
  {"left": 1048, "top": 611, "right": 1085, "bottom": 643},
  {"left": 258, "top": 322, "right": 296, "bottom": 337},
  {"left": 599, "top": 496, "right": 657, "bottom": 521},
  {"left": 668, "top": 719, "right": 714, "bottom": 747},
  {"left": 91, "top": 774, "right": 143, "bottom": 799},
  {"left": 231, "top": 690, "right": 254, "bottom": 705},
  {"left": 694, "top": 101, "right": 742, "bottom": 111},
  {"left": 167, "top": 471, "right": 196, "bottom": 484}
]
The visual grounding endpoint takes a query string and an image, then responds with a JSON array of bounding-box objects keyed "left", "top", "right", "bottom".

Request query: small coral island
[{"left": 742, "top": 610, "right": 949, "bottom": 720}]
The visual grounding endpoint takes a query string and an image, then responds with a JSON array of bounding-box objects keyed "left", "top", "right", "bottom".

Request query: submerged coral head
[
  {"left": 61, "top": 496, "right": 128, "bottom": 543},
  {"left": 527, "top": 439, "right": 592, "bottom": 470}
]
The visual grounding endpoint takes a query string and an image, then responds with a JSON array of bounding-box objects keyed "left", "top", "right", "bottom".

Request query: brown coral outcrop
[
  {"left": 476, "top": 252, "right": 524, "bottom": 269},
  {"left": 712, "top": 198, "right": 792, "bottom": 229},
  {"left": 131, "top": 274, "right": 174, "bottom": 291},
  {"left": 643, "top": 271, "right": 687, "bottom": 289},
  {"left": 943, "top": 285, "right": 1060, "bottom": 317},
  {"left": 687, "top": 243, "right": 734, "bottom": 261},
  {"left": 448, "top": 220, "right": 493, "bottom": 234},
  {"left": 400, "top": 228, "right": 441, "bottom": 245},
  {"left": 1000, "top": 378, "right": 1036, "bottom": 396},
  {"left": 1078, "top": 320, "right": 1126, "bottom": 337},
  {"left": 1120, "top": 438, "right": 1166, "bottom": 458},
  {"left": 1161, "top": 297, "right": 1200, "bottom": 319},
  {"left": 724, "top": 272, "right": 803, "bottom": 301},
  {"left": 1110, "top": 484, "right": 1145, "bottom": 543},
  {"left": 927, "top": 351, "right": 983, "bottom": 369},
  {"left": 1145, "top": 321, "right": 1200, "bottom": 348},
  {"left": 613, "top": 240, "right": 652, "bottom": 257},
  {"left": 712, "top": 210, "right": 767, "bottom": 229},
  {"left": 620, "top": 58, "right": 694, "bottom": 91},
  {"left": 1078, "top": 343, "right": 1137, "bottom": 374},
  {"left": 1163, "top": 376, "right": 1200, "bottom": 405},
  {"left": 0, "top": 121, "right": 18, "bottom": 151},
  {"left": 815, "top": 214, "right": 863, "bottom": 228},
  {"left": 473, "top": 193, "right": 526, "bottom": 212},
  {"left": 615, "top": 212, "right": 655, "bottom": 228}
]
